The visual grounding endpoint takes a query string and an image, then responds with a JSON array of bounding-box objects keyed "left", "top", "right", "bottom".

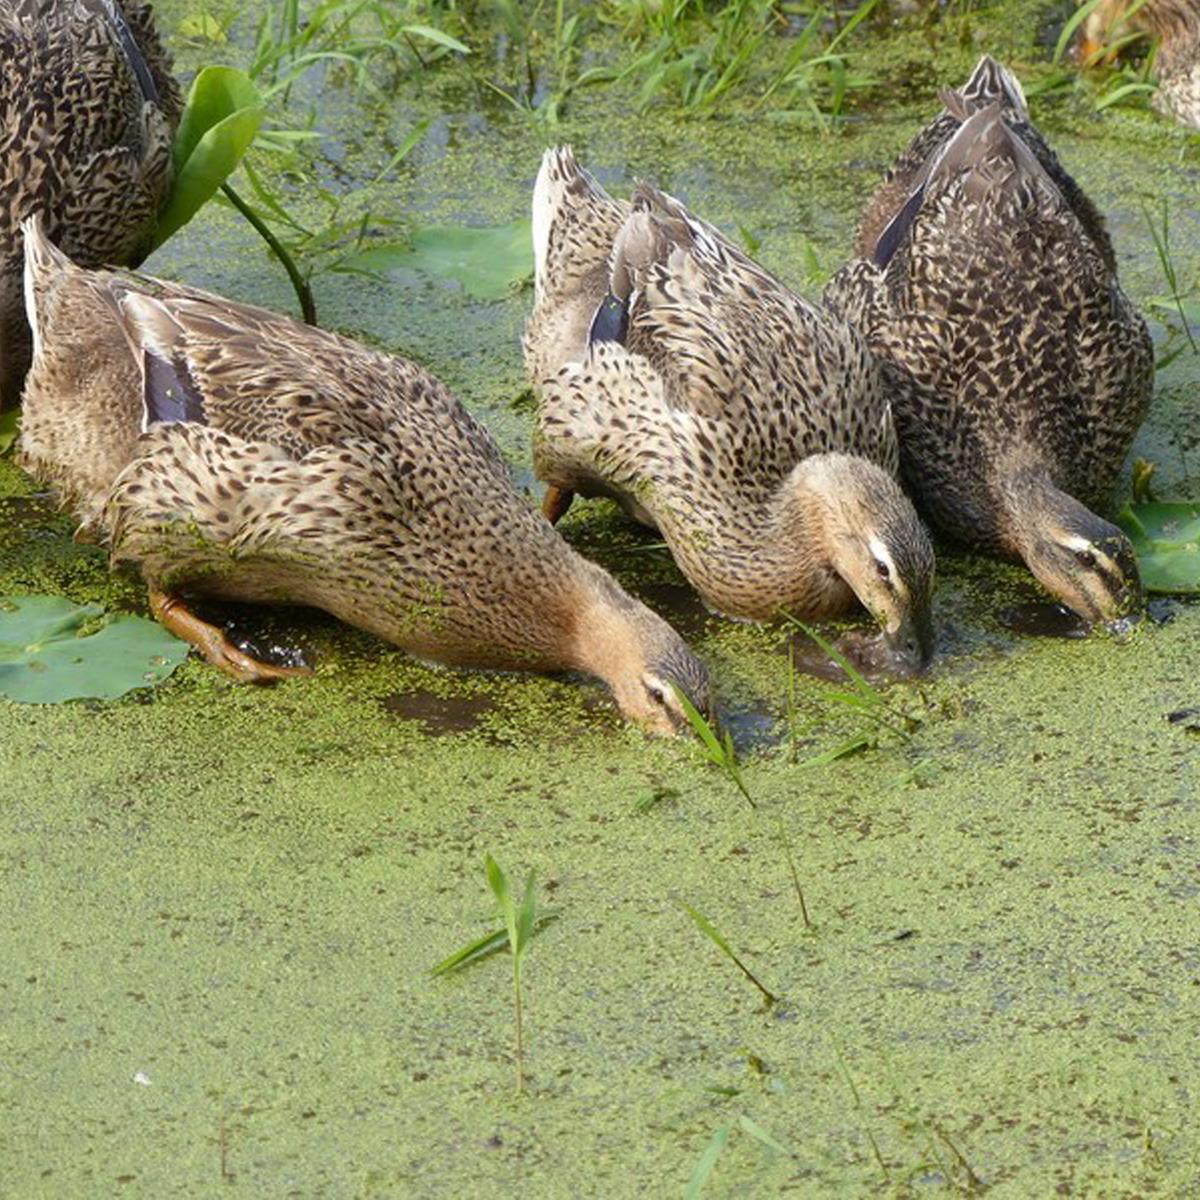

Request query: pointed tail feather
[
  {"left": 927, "top": 100, "right": 1060, "bottom": 206},
  {"left": 21, "top": 214, "right": 76, "bottom": 363},
  {"left": 943, "top": 54, "right": 1029, "bottom": 120},
  {"left": 531, "top": 145, "right": 624, "bottom": 301}
]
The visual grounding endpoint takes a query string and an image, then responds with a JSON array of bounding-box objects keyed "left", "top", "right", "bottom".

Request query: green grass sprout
[{"left": 681, "top": 902, "right": 778, "bottom": 1007}]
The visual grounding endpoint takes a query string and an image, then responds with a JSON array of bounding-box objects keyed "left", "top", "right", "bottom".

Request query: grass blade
[
  {"left": 672, "top": 686, "right": 755, "bottom": 808},
  {"left": 738, "top": 1114, "right": 791, "bottom": 1156},
  {"left": 683, "top": 1124, "right": 730, "bottom": 1199},
  {"left": 400, "top": 24, "right": 470, "bottom": 54},
  {"left": 681, "top": 902, "right": 777, "bottom": 1006},
  {"left": 429, "top": 912, "right": 559, "bottom": 977},
  {"left": 515, "top": 870, "right": 537, "bottom": 962},
  {"left": 429, "top": 926, "right": 509, "bottom": 976},
  {"left": 799, "top": 733, "right": 873, "bottom": 768},
  {"left": 785, "top": 616, "right": 874, "bottom": 698},
  {"left": 486, "top": 853, "right": 516, "bottom": 953},
  {"left": 371, "top": 118, "right": 430, "bottom": 185},
  {"left": 1054, "top": 0, "right": 1104, "bottom": 64}
]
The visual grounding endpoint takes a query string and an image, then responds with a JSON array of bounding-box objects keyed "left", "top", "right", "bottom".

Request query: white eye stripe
[{"left": 869, "top": 538, "right": 896, "bottom": 575}]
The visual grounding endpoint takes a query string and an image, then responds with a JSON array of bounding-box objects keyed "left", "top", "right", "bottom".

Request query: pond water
[{"left": 1, "top": 2, "right": 1198, "bottom": 1194}]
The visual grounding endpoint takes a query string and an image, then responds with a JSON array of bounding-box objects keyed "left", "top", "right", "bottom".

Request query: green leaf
[
  {"left": 788, "top": 618, "right": 876, "bottom": 700},
  {"left": 0, "top": 408, "right": 19, "bottom": 455},
  {"left": 154, "top": 67, "right": 265, "bottom": 248},
  {"left": 371, "top": 119, "right": 430, "bottom": 185},
  {"left": 172, "top": 66, "right": 261, "bottom": 183},
  {"left": 429, "top": 911, "right": 558, "bottom": 977},
  {"left": 738, "top": 1114, "right": 791, "bottom": 1156},
  {"left": 1054, "top": 0, "right": 1104, "bottom": 64},
  {"left": 485, "top": 852, "right": 523, "bottom": 969},
  {"left": 671, "top": 684, "right": 721, "bottom": 755},
  {"left": 429, "top": 926, "right": 509, "bottom": 976},
  {"left": 1116, "top": 501, "right": 1200, "bottom": 593},
  {"left": 800, "top": 732, "right": 873, "bottom": 768},
  {"left": 514, "top": 870, "right": 537, "bottom": 964},
  {"left": 0, "top": 596, "right": 187, "bottom": 703},
  {"left": 1096, "top": 80, "right": 1157, "bottom": 109},
  {"left": 683, "top": 1125, "right": 730, "bottom": 1199},
  {"left": 1146, "top": 295, "right": 1200, "bottom": 324},
  {"left": 681, "top": 902, "right": 738, "bottom": 964},
  {"left": 334, "top": 220, "right": 533, "bottom": 300},
  {"left": 400, "top": 24, "right": 470, "bottom": 54},
  {"left": 486, "top": 852, "right": 513, "bottom": 918}
]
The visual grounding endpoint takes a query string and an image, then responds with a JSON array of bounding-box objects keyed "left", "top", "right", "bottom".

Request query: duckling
[
  {"left": 16, "top": 215, "right": 711, "bottom": 735},
  {"left": 824, "top": 56, "right": 1152, "bottom": 627},
  {"left": 524, "top": 148, "right": 936, "bottom": 676},
  {"left": 0, "top": 0, "right": 180, "bottom": 407},
  {"left": 1079, "top": 0, "right": 1200, "bottom": 129}
]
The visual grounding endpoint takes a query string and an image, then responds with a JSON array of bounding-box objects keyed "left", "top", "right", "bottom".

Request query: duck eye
[
  {"left": 1075, "top": 549, "right": 1097, "bottom": 569},
  {"left": 875, "top": 559, "right": 891, "bottom": 581}
]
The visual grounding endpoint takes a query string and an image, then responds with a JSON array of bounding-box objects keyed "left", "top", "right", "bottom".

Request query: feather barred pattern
[
  {"left": 0, "top": 0, "right": 180, "bottom": 404},
  {"left": 524, "top": 147, "right": 931, "bottom": 628},
  {"left": 824, "top": 56, "right": 1154, "bottom": 559},
  {"left": 16, "top": 216, "right": 712, "bottom": 727}
]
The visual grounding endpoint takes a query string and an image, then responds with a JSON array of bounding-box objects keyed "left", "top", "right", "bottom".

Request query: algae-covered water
[{"left": 2, "top": 3, "right": 1199, "bottom": 1195}]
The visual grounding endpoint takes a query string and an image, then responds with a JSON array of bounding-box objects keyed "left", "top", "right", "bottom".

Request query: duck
[
  {"left": 0, "top": 0, "right": 181, "bottom": 408},
  {"left": 1079, "top": 0, "right": 1200, "bottom": 129},
  {"left": 523, "top": 148, "right": 936, "bottom": 676},
  {"left": 16, "top": 214, "right": 712, "bottom": 736},
  {"left": 823, "top": 55, "right": 1153, "bottom": 628}
]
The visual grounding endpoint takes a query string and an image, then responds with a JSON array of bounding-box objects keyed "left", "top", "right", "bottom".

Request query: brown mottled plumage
[
  {"left": 524, "top": 148, "right": 935, "bottom": 675},
  {"left": 0, "top": 0, "right": 180, "bottom": 406},
  {"left": 17, "top": 216, "right": 711, "bottom": 735},
  {"left": 825, "top": 56, "right": 1152, "bottom": 627},
  {"left": 1080, "top": 0, "right": 1200, "bottom": 128}
]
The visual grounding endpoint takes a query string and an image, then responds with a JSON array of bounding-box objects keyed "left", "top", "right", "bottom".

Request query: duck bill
[{"left": 883, "top": 604, "right": 935, "bottom": 678}]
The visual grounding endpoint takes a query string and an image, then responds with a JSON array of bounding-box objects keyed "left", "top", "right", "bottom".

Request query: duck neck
[
  {"left": 997, "top": 466, "right": 1077, "bottom": 562},
  {"left": 565, "top": 562, "right": 650, "bottom": 689},
  {"left": 708, "top": 454, "right": 860, "bottom": 622}
]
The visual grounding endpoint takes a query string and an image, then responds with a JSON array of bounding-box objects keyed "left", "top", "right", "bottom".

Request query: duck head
[
  {"left": 793, "top": 454, "right": 937, "bottom": 675},
  {"left": 1004, "top": 472, "right": 1144, "bottom": 628},
  {"left": 574, "top": 567, "right": 713, "bottom": 736}
]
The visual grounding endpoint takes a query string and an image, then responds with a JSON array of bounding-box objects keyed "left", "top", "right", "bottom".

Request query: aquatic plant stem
[
  {"left": 220, "top": 182, "right": 317, "bottom": 326},
  {"left": 514, "top": 961, "right": 525, "bottom": 1094},
  {"left": 774, "top": 815, "right": 812, "bottom": 929}
]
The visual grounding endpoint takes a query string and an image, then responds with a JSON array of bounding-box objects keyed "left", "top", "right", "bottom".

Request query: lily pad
[
  {"left": 0, "top": 596, "right": 188, "bottom": 704},
  {"left": 335, "top": 220, "right": 533, "bottom": 299},
  {"left": 1115, "top": 501, "right": 1200, "bottom": 594}
]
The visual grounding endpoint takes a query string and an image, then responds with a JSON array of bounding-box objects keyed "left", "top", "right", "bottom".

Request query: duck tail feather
[
  {"left": 532, "top": 145, "right": 617, "bottom": 299},
  {"left": 954, "top": 54, "right": 1029, "bottom": 119},
  {"left": 21, "top": 214, "right": 75, "bottom": 364}
]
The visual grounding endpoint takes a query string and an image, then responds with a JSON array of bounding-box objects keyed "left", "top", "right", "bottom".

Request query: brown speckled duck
[
  {"left": 524, "top": 148, "right": 936, "bottom": 675},
  {"left": 17, "top": 216, "right": 712, "bottom": 735},
  {"left": 1080, "top": 0, "right": 1200, "bottom": 129},
  {"left": 0, "top": 0, "right": 180, "bottom": 407},
  {"left": 824, "top": 56, "right": 1153, "bottom": 627}
]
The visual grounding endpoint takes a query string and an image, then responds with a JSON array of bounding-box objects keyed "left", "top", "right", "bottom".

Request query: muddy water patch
[{"left": 382, "top": 689, "right": 496, "bottom": 736}]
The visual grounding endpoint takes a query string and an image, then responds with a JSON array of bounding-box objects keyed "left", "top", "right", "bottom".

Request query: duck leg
[
  {"left": 147, "top": 588, "right": 313, "bottom": 684},
  {"left": 542, "top": 485, "right": 575, "bottom": 525}
]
